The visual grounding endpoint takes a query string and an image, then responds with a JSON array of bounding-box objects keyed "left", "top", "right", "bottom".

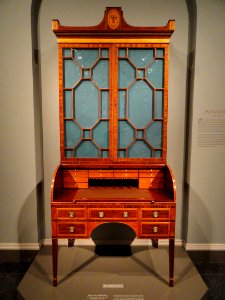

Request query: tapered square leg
[
  {"left": 68, "top": 239, "right": 75, "bottom": 247},
  {"left": 169, "top": 238, "right": 175, "bottom": 287},
  {"left": 151, "top": 239, "right": 158, "bottom": 248},
  {"left": 52, "top": 238, "right": 58, "bottom": 287}
]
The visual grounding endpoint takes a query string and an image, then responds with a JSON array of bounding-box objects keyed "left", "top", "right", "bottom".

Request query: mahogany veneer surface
[{"left": 54, "top": 187, "right": 173, "bottom": 203}]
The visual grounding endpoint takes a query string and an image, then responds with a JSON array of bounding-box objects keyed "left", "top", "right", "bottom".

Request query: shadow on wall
[
  {"left": 32, "top": 0, "right": 45, "bottom": 244},
  {"left": 17, "top": 182, "right": 44, "bottom": 245},
  {"left": 17, "top": 1, "right": 45, "bottom": 246},
  {"left": 182, "top": 0, "right": 197, "bottom": 242}
]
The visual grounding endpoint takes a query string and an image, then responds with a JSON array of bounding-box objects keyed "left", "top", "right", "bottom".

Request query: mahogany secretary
[{"left": 51, "top": 7, "right": 176, "bottom": 287}]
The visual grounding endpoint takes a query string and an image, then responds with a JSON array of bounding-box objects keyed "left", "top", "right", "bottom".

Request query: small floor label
[{"left": 113, "top": 296, "right": 144, "bottom": 300}]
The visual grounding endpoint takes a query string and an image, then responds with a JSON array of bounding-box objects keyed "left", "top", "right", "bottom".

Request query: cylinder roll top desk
[{"left": 51, "top": 7, "right": 176, "bottom": 287}]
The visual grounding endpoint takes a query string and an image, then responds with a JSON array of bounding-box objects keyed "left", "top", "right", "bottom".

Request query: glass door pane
[
  {"left": 117, "top": 47, "right": 164, "bottom": 158},
  {"left": 63, "top": 48, "right": 110, "bottom": 158}
]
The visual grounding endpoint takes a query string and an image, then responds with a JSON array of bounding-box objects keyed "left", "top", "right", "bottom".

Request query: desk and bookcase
[{"left": 51, "top": 7, "right": 176, "bottom": 287}]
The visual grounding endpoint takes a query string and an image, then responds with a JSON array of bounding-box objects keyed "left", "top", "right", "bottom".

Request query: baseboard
[
  {"left": 41, "top": 238, "right": 95, "bottom": 246},
  {"left": 0, "top": 243, "right": 40, "bottom": 250},
  {"left": 184, "top": 242, "right": 225, "bottom": 251}
]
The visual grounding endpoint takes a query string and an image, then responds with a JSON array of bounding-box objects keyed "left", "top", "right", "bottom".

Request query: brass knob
[
  {"left": 123, "top": 211, "right": 128, "bottom": 218},
  {"left": 152, "top": 211, "right": 159, "bottom": 218},
  {"left": 153, "top": 226, "right": 158, "bottom": 233},
  {"left": 99, "top": 211, "right": 104, "bottom": 218},
  {"left": 69, "top": 226, "right": 75, "bottom": 233},
  {"left": 69, "top": 210, "right": 75, "bottom": 218}
]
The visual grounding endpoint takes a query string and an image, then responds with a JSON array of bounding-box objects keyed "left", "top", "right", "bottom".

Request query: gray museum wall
[
  {"left": 185, "top": 0, "right": 225, "bottom": 247},
  {"left": 0, "top": 0, "right": 40, "bottom": 246},
  {"left": 0, "top": 0, "right": 224, "bottom": 249}
]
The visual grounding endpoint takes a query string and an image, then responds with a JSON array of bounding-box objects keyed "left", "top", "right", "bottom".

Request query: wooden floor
[{"left": 17, "top": 243, "right": 208, "bottom": 300}]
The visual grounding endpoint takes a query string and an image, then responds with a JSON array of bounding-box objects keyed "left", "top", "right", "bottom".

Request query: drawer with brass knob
[
  {"left": 141, "top": 209, "right": 170, "bottom": 220},
  {"left": 56, "top": 208, "right": 86, "bottom": 220},
  {"left": 89, "top": 208, "right": 137, "bottom": 220},
  {"left": 140, "top": 223, "right": 170, "bottom": 237},
  {"left": 57, "top": 222, "right": 87, "bottom": 237}
]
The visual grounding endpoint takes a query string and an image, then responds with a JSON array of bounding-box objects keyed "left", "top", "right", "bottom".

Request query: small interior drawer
[
  {"left": 89, "top": 170, "right": 114, "bottom": 178},
  {"left": 114, "top": 170, "right": 138, "bottom": 178},
  {"left": 63, "top": 170, "right": 88, "bottom": 188}
]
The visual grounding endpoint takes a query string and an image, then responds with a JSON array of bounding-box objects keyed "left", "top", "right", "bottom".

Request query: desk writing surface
[{"left": 54, "top": 187, "right": 173, "bottom": 203}]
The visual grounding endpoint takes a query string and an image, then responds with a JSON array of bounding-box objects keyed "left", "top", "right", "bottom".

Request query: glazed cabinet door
[
  {"left": 117, "top": 46, "right": 167, "bottom": 160},
  {"left": 61, "top": 46, "right": 111, "bottom": 159}
]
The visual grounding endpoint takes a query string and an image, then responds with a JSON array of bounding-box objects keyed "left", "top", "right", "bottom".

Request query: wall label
[{"left": 197, "top": 109, "right": 225, "bottom": 147}]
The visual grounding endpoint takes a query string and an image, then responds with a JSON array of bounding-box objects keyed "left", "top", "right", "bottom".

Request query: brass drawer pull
[
  {"left": 69, "top": 210, "right": 75, "bottom": 218},
  {"left": 98, "top": 211, "right": 104, "bottom": 218},
  {"left": 69, "top": 226, "right": 75, "bottom": 233},
  {"left": 152, "top": 211, "right": 159, "bottom": 218},
  {"left": 123, "top": 211, "right": 128, "bottom": 218},
  {"left": 153, "top": 226, "right": 158, "bottom": 233}
]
